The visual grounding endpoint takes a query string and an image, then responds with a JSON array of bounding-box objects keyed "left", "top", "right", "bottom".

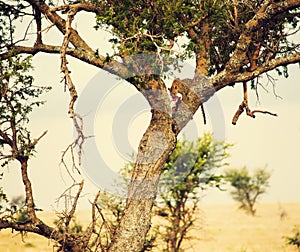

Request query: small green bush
[{"left": 285, "top": 226, "right": 300, "bottom": 251}]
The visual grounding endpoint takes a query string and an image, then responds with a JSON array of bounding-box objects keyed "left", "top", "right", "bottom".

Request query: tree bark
[{"left": 108, "top": 108, "right": 177, "bottom": 251}]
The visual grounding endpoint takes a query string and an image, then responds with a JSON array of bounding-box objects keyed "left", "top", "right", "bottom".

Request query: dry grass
[
  {"left": 184, "top": 202, "right": 300, "bottom": 252},
  {"left": 0, "top": 202, "right": 299, "bottom": 252}
]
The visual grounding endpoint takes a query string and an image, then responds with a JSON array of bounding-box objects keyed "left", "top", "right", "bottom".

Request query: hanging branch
[
  {"left": 59, "top": 7, "right": 92, "bottom": 180},
  {"left": 60, "top": 8, "right": 78, "bottom": 117},
  {"left": 232, "top": 82, "right": 277, "bottom": 125}
]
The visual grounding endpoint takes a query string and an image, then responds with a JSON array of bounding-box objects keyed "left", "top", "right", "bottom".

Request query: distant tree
[{"left": 225, "top": 166, "right": 270, "bottom": 216}]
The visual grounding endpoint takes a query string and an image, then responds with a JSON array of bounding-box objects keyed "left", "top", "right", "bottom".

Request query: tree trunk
[{"left": 108, "top": 109, "right": 177, "bottom": 252}]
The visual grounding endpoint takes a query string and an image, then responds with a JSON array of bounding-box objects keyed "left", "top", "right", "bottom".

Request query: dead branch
[
  {"left": 60, "top": 114, "right": 93, "bottom": 185},
  {"left": 95, "top": 201, "right": 115, "bottom": 247},
  {"left": 57, "top": 7, "right": 91, "bottom": 182},
  {"left": 65, "top": 180, "right": 84, "bottom": 229},
  {"left": 265, "top": 72, "right": 282, "bottom": 99},
  {"left": 55, "top": 182, "right": 82, "bottom": 209},
  {"left": 232, "top": 82, "right": 277, "bottom": 125},
  {"left": 60, "top": 144, "right": 79, "bottom": 182},
  {"left": 60, "top": 9, "right": 78, "bottom": 117},
  {"left": 81, "top": 191, "right": 101, "bottom": 249}
]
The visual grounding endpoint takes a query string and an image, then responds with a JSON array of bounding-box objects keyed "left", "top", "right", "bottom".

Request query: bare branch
[
  {"left": 65, "top": 180, "right": 84, "bottom": 229},
  {"left": 95, "top": 201, "right": 114, "bottom": 243},
  {"left": 60, "top": 143, "right": 80, "bottom": 182},
  {"left": 59, "top": 8, "right": 78, "bottom": 117},
  {"left": 232, "top": 82, "right": 277, "bottom": 125},
  {"left": 0, "top": 129, "right": 13, "bottom": 147},
  {"left": 82, "top": 191, "right": 101, "bottom": 247}
]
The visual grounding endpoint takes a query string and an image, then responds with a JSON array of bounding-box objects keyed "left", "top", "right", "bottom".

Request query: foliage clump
[
  {"left": 285, "top": 226, "right": 300, "bottom": 252},
  {"left": 0, "top": 56, "right": 51, "bottom": 163}
]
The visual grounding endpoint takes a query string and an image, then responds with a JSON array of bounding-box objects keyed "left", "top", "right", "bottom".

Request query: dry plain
[{"left": 0, "top": 202, "right": 299, "bottom": 252}]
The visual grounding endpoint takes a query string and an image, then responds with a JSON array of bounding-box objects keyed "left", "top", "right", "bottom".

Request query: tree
[
  {"left": 224, "top": 166, "right": 271, "bottom": 216},
  {"left": 157, "top": 133, "right": 230, "bottom": 251},
  {"left": 0, "top": 0, "right": 299, "bottom": 251},
  {"left": 98, "top": 134, "right": 230, "bottom": 251}
]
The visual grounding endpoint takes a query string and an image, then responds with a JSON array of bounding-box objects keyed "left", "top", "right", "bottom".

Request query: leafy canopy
[{"left": 91, "top": 0, "right": 299, "bottom": 76}]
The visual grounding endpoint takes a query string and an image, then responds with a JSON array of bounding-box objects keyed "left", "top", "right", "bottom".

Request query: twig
[
  {"left": 30, "top": 130, "right": 48, "bottom": 147},
  {"left": 95, "top": 202, "right": 114, "bottom": 241},
  {"left": 82, "top": 191, "right": 101, "bottom": 248},
  {"left": 200, "top": 104, "right": 206, "bottom": 125},
  {"left": 60, "top": 144, "right": 79, "bottom": 182}
]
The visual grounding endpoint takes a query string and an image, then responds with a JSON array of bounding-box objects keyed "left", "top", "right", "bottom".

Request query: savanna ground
[{"left": 0, "top": 202, "right": 299, "bottom": 252}]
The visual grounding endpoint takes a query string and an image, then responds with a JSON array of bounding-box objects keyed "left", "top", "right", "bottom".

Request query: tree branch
[
  {"left": 225, "top": 0, "right": 300, "bottom": 74},
  {"left": 32, "top": 3, "right": 42, "bottom": 44},
  {"left": 65, "top": 180, "right": 84, "bottom": 229},
  {"left": 19, "top": 157, "right": 37, "bottom": 221},
  {"left": 232, "top": 82, "right": 277, "bottom": 125},
  {"left": 213, "top": 51, "right": 300, "bottom": 91},
  {"left": 59, "top": 8, "right": 78, "bottom": 118},
  {"left": 24, "top": 0, "right": 129, "bottom": 78},
  {"left": 0, "top": 129, "right": 13, "bottom": 147},
  {"left": 30, "top": 130, "right": 48, "bottom": 148}
]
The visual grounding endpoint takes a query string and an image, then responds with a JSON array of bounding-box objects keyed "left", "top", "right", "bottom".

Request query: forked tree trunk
[{"left": 107, "top": 72, "right": 211, "bottom": 251}]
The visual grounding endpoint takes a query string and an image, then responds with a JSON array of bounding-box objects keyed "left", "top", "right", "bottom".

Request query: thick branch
[
  {"left": 24, "top": 0, "right": 128, "bottom": 78},
  {"left": 213, "top": 52, "right": 300, "bottom": 91},
  {"left": 18, "top": 157, "right": 37, "bottom": 221},
  {"left": 0, "top": 217, "right": 83, "bottom": 251},
  {"left": 0, "top": 44, "right": 99, "bottom": 68},
  {"left": 32, "top": 3, "right": 42, "bottom": 44},
  {"left": 49, "top": 2, "right": 103, "bottom": 15}
]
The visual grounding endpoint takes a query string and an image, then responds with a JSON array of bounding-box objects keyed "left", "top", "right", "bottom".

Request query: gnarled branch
[{"left": 232, "top": 82, "right": 277, "bottom": 125}]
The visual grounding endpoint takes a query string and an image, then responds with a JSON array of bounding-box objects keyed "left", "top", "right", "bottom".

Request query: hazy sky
[{"left": 1, "top": 12, "right": 300, "bottom": 210}]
